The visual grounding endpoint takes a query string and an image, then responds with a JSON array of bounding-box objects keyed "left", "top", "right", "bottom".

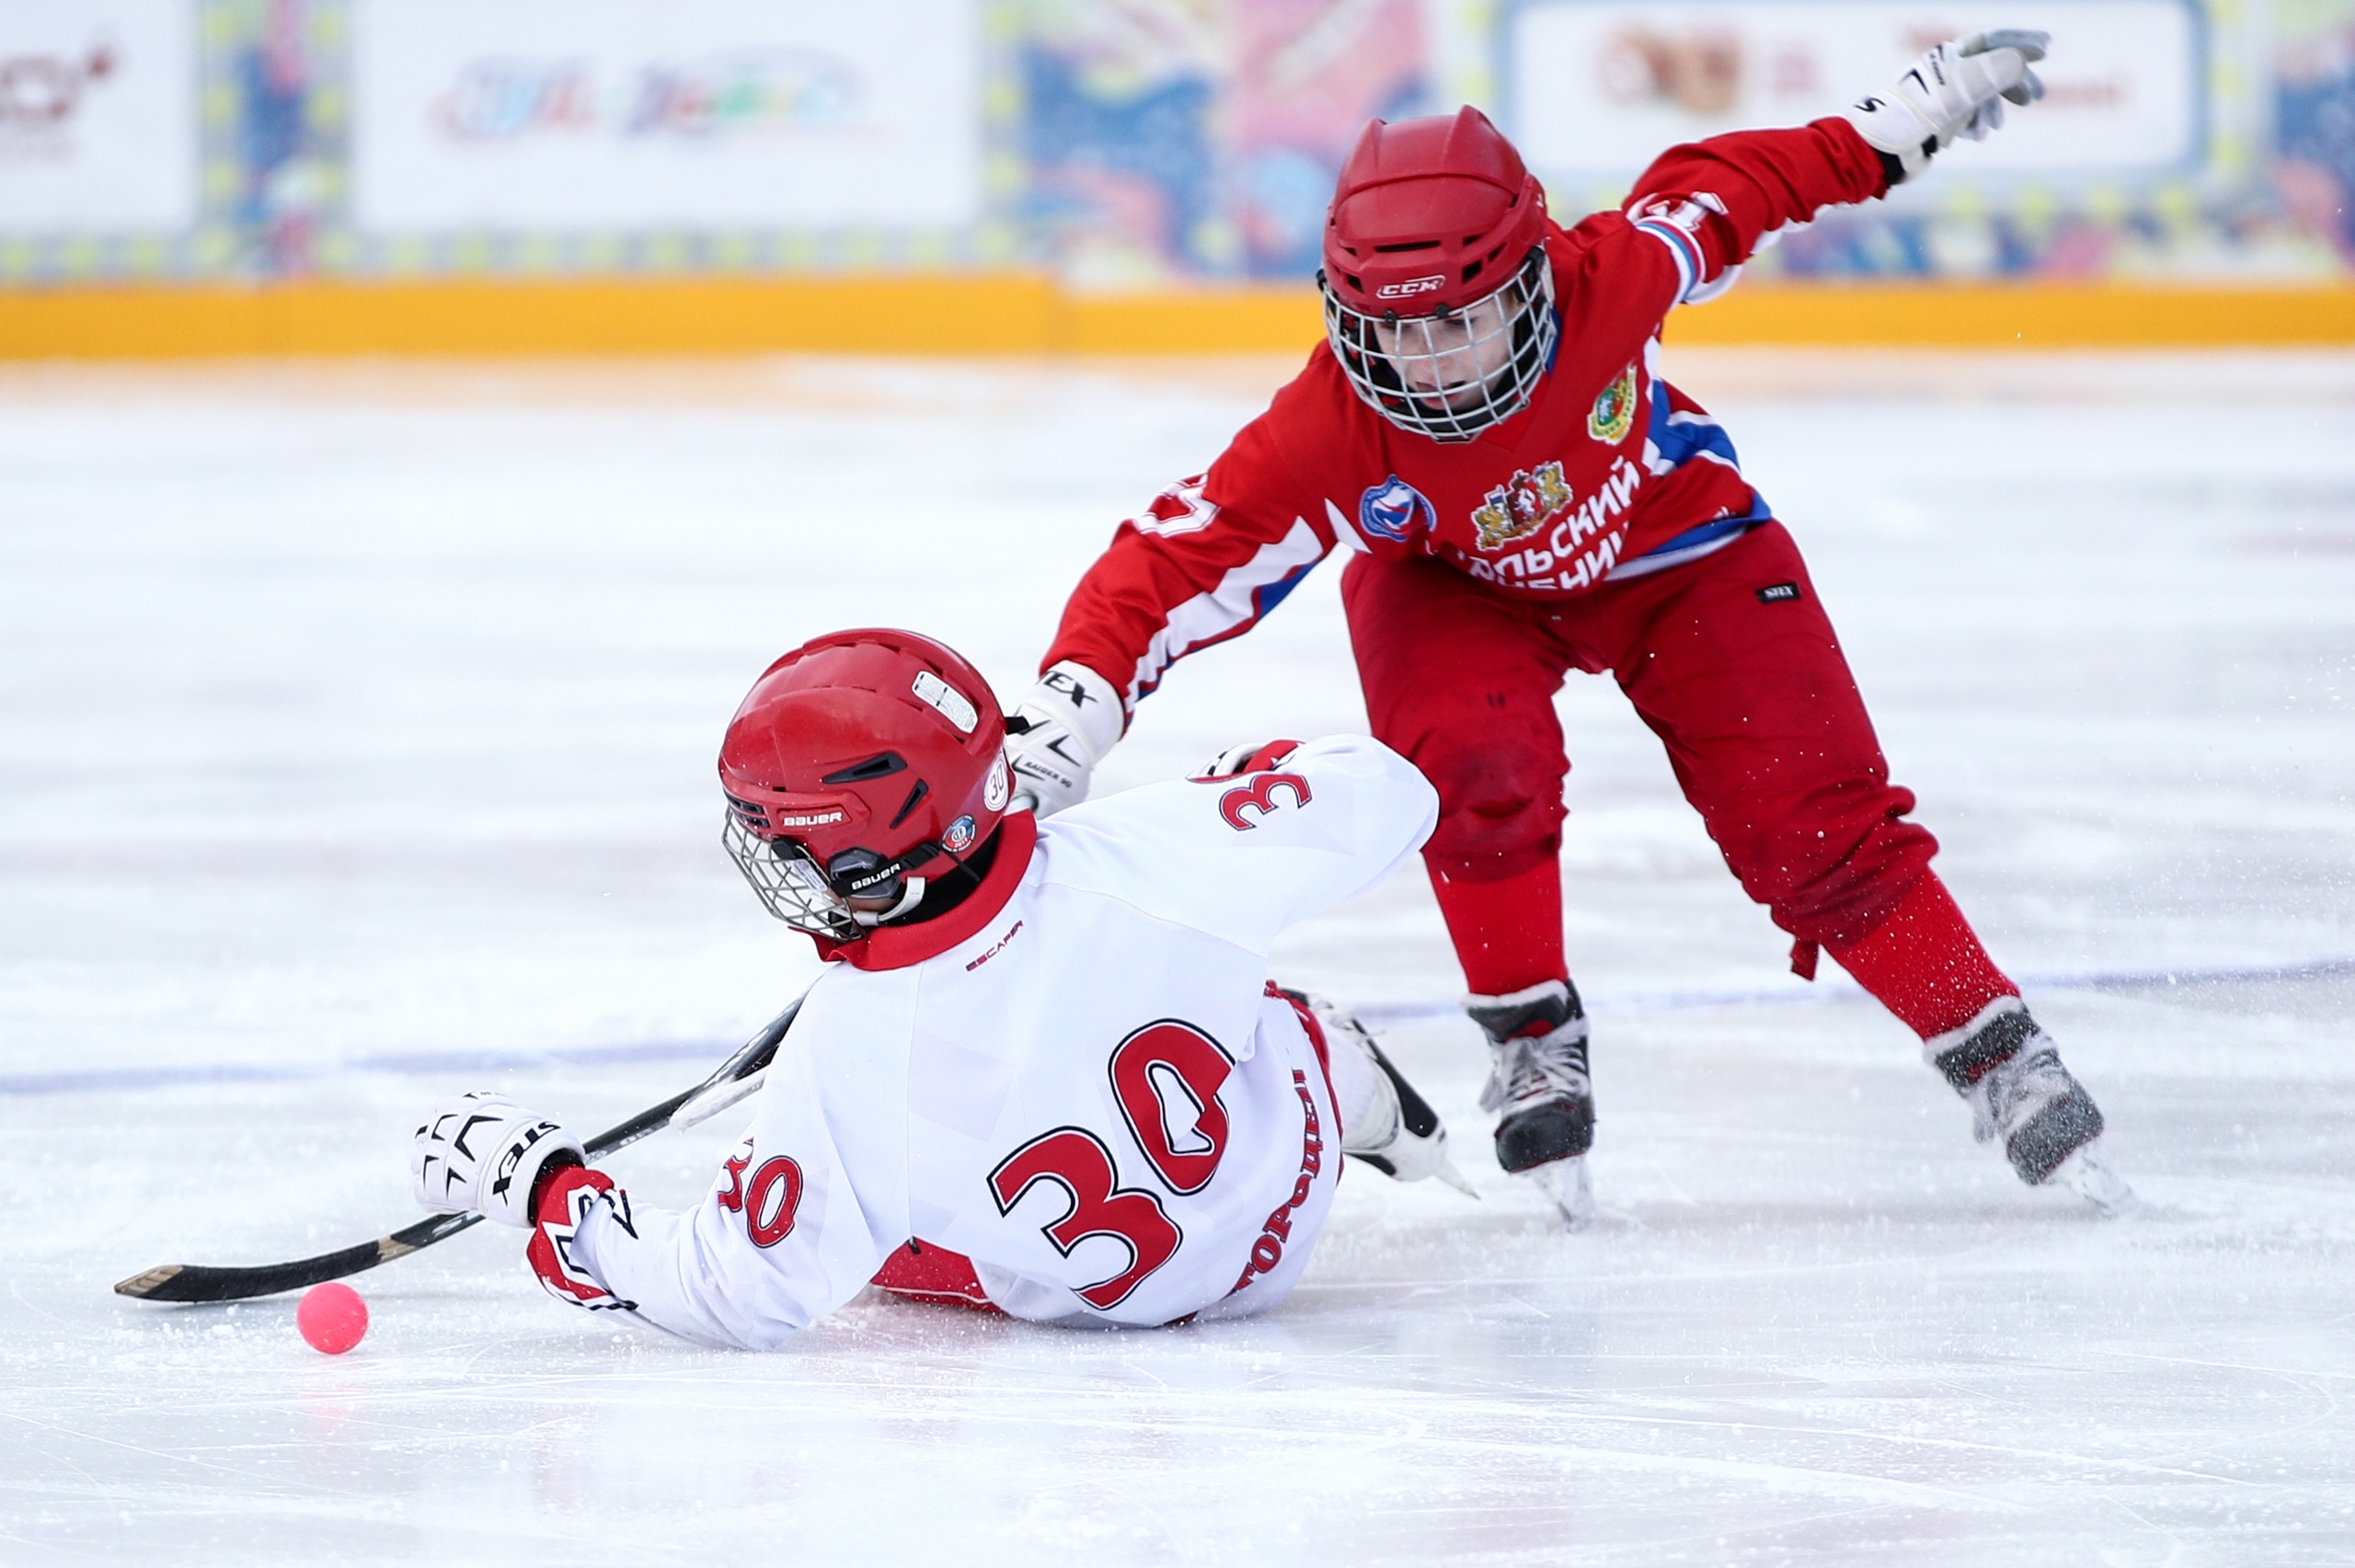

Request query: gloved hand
[
  {"left": 1845, "top": 30, "right": 2049, "bottom": 183},
  {"left": 1004, "top": 660, "right": 1123, "bottom": 817},
  {"left": 1194, "top": 738, "right": 1304, "bottom": 779},
  {"left": 525, "top": 1163, "right": 634, "bottom": 1310},
  {"left": 411, "top": 1091, "right": 583, "bottom": 1229}
]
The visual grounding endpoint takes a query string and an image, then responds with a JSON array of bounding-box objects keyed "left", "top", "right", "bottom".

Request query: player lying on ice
[
  {"left": 1003, "top": 31, "right": 2130, "bottom": 1222},
  {"left": 409, "top": 629, "right": 1468, "bottom": 1349}
]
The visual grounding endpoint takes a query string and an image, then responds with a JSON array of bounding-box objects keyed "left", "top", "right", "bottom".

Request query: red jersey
[{"left": 1043, "top": 119, "right": 1890, "bottom": 713}]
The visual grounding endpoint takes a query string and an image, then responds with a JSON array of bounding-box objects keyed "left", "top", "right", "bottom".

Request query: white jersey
[{"left": 572, "top": 735, "right": 1438, "bottom": 1349}]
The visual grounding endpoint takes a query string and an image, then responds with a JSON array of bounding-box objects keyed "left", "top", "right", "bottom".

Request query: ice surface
[{"left": 4, "top": 351, "right": 2353, "bottom": 1564}]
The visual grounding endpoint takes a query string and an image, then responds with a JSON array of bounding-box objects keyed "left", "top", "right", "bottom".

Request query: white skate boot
[
  {"left": 1288, "top": 992, "right": 1475, "bottom": 1195},
  {"left": 1467, "top": 980, "right": 1597, "bottom": 1229},
  {"left": 1927, "top": 997, "right": 2134, "bottom": 1213}
]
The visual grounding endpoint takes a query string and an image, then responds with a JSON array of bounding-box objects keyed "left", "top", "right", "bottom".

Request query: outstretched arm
[
  {"left": 1844, "top": 30, "right": 2050, "bottom": 184},
  {"left": 1613, "top": 30, "right": 2051, "bottom": 307},
  {"left": 411, "top": 1000, "right": 904, "bottom": 1350},
  {"left": 1047, "top": 733, "right": 1440, "bottom": 954},
  {"left": 1009, "top": 407, "right": 1335, "bottom": 816}
]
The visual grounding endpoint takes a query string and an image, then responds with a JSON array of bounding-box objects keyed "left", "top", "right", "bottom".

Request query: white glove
[
  {"left": 1194, "top": 738, "right": 1303, "bottom": 779},
  {"left": 1844, "top": 30, "right": 2048, "bottom": 183},
  {"left": 411, "top": 1092, "right": 583, "bottom": 1229},
  {"left": 1003, "top": 660, "right": 1123, "bottom": 817}
]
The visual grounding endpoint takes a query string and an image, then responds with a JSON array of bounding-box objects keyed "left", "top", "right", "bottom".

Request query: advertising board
[
  {"left": 0, "top": 0, "right": 196, "bottom": 234},
  {"left": 1504, "top": 0, "right": 2203, "bottom": 185},
  {"left": 350, "top": 0, "right": 982, "bottom": 234}
]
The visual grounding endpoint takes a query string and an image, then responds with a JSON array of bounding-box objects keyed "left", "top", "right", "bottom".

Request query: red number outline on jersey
[
  {"left": 716, "top": 1143, "right": 751, "bottom": 1211},
  {"left": 716, "top": 1140, "right": 803, "bottom": 1249},
  {"left": 1219, "top": 772, "right": 1311, "bottom": 831},
  {"left": 744, "top": 1156, "right": 803, "bottom": 1248},
  {"left": 988, "top": 1127, "right": 1182, "bottom": 1310},
  {"left": 1108, "top": 1020, "right": 1234, "bottom": 1195}
]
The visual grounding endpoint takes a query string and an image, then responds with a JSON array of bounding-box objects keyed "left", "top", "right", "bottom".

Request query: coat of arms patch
[
  {"left": 1471, "top": 461, "right": 1575, "bottom": 551},
  {"left": 1588, "top": 362, "right": 1637, "bottom": 444}
]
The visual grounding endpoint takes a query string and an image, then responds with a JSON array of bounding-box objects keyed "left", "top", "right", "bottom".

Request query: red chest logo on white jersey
[{"left": 1472, "top": 461, "right": 1574, "bottom": 551}]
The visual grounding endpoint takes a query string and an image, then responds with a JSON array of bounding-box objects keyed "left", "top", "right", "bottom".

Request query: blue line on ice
[
  {"left": 9, "top": 955, "right": 2350, "bottom": 1100},
  {"left": 0, "top": 1039, "right": 724, "bottom": 1098},
  {"left": 1354, "top": 954, "right": 2355, "bottom": 1024}
]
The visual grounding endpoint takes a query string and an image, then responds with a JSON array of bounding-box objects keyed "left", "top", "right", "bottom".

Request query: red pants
[
  {"left": 870, "top": 1240, "right": 1000, "bottom": 1313},
  {"left": 1343, "top": 522, "right": 2010, "bottom": 1036}
]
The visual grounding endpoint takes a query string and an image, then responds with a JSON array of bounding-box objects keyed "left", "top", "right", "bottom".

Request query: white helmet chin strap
[
  {"left": 851, "top": 877, "right": 926, "bottom": 927},
  {"left": 725, "top": 810, "right": 963, "bottom": 937}
]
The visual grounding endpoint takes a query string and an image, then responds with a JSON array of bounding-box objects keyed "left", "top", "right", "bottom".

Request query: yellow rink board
[{"left": 2, "top": 275, "right": 2353, "bottom": 357}]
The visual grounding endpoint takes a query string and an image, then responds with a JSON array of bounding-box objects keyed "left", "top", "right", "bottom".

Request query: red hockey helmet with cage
[
  {"left": 718, "top": 629, "right": 1014, "bottom": 941},
  {"left": 1319, "top": 107, "right": 1559, "bottom": 441},
  {"left": 1322, "top": 106, "right": 1547, "bottom": 317}
]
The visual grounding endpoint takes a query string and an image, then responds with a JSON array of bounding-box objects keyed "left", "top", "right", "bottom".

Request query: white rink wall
[{"left": 3, "top": 352, "right": 2352, "bottom": 1564}]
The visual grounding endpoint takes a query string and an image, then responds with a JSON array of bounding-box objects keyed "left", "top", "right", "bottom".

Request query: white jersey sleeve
[
  {"left": 570, "top": 978, "right": 915, "bottom": 1350},
  {"left": 1042, "top": 734, "right": 1438, "bottom": 954},
  {"left": 559, "top": 735, "right": 1437, "bottom": 1348}
]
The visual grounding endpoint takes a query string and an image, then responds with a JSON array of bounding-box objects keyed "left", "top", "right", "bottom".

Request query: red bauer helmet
[
  {"left": 718, "top": 628, "right": 1015, "bottom": 942},
  {"left": 1320, "top": 106, "right": 1558, "bottom": 441}
]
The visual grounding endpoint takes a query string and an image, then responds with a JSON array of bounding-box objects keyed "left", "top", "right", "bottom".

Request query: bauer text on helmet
[{"left": 717, "top": 629, "right": 1012, "bottom": 943}]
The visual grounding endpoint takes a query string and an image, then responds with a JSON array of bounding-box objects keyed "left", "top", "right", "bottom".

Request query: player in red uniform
[{"left": 1004, "top": 32, "right": 2131, "bottom": 1220}]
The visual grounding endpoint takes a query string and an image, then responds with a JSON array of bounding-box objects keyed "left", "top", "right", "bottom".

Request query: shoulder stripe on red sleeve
[
  {"left": 1632, "top": 217, "right": 1706, "bottom": 303},
  {"left": 1125, "top": 518, "right": 1327, "bottom": 705}
]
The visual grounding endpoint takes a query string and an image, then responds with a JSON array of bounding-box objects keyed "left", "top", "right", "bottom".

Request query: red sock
[
  {"left": 1429, "top": 855, "right": 1567, "bottom": 997},
  {"left": 1827, "top": 873, "right": 2018, "bottom": 1039}
]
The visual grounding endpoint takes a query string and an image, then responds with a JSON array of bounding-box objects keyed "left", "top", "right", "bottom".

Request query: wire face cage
[
  {"left": 1321, "top": 248, "right": 1559, "bottom": 441},
  {"left": 721, "top": 812, "right": 861, "bottom": 940}
]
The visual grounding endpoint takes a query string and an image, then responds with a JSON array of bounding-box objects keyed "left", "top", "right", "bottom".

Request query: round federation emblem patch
[
  {"left": 1357, "top": 475, "right": 1436, "bottom": 544},
  {"left": 942, "top": 814, "right": 978, "bottom": 853}
]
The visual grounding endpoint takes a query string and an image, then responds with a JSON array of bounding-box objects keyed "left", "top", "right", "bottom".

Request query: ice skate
[
  {"left": 1525, "top": 1152, "right": 1596, "bottom": 1230},
  {"left": 1288, "top": 992, "right": 1476, "bottom": 1195},
  {"left": 1928, "top": 997, "right": 2133, "bottom": 1211},
  {"left": 1467, "top": 980, "right": 1597, "bottom": 1225},
  {"left": 2051, "top": 1141, "right": 2137, "bottom": 1216}
]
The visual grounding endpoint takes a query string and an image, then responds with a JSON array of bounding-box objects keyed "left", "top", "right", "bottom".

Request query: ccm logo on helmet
[{"left": 1375, "top": 274, "right": 1446, "bottom": 300}]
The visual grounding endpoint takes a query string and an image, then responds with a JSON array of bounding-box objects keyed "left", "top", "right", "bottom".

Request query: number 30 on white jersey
[{"left": 575, "top": 736, "right": 1440, "bottom": 1348}]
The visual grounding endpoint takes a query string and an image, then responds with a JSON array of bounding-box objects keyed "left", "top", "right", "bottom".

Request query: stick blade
[
  {"left": 114, "top": 1214, "right": 477, "bottom": 1303},
  {"left": 107, "top": 994, "right": 807, "bottom": 1306},
  {"left": 113, "top": 1265, "right": 187, "bottom": 1299},
  {"left": 115, "top": 1240, "right": 385, "bottom": 1302}
]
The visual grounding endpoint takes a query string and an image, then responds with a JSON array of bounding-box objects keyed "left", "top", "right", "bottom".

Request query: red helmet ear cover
[
  {"left": 1322, "top": 106, "right": 1548, "bottom": 317},
  {"left": 716, "top": 628, "right": 1010, "bottom": 875}
]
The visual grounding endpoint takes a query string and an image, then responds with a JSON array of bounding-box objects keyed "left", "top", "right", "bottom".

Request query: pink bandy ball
[{"left": 296, "top": 1282, "right": 369, "bottom": 1355}]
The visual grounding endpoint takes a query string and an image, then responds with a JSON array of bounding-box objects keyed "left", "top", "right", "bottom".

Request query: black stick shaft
[{"left": 113, "top": 999, "right": 804, "bottom": 1304}]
